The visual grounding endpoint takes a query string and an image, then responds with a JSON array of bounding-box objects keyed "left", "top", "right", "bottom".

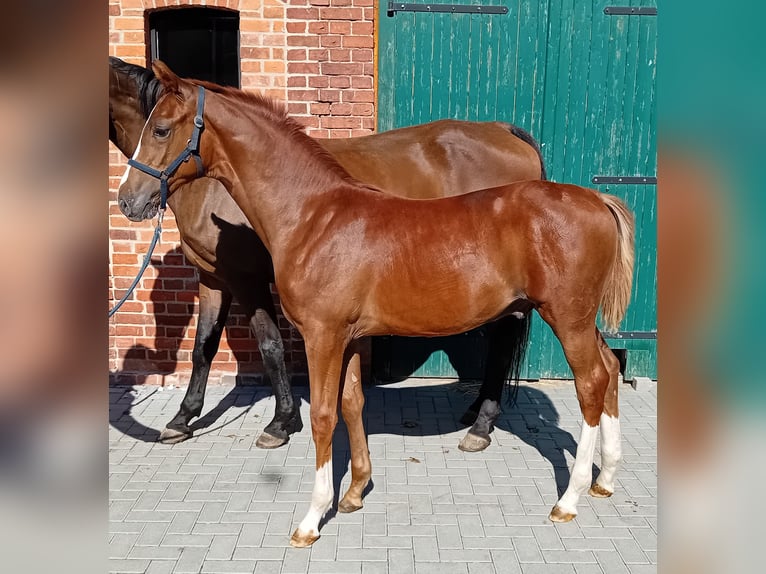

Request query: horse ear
[{"left": 151, "top": 60, "right": 181, "bottom": 95}]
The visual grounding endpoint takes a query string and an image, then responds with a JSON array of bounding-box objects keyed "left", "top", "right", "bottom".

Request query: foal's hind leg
[
  {"left": 539, "top": 312, "right": 610, "bottom": 522},
  {"left": 160, "top": 278, "right": 232, "bottom": 443},
  {"left": 590, "top": 332, "right": 622, "bottom": 498},
  {"left": 338, "top": 344, "right": 372, "bottom": 513}
]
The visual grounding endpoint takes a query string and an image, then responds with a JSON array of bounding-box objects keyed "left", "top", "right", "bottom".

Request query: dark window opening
[{"left": 148, "top": 7, "right": 239, "bottom": 87}]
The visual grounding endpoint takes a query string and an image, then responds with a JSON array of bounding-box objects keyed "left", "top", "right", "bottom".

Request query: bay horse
[
  {"left": 109, "top": 57, "right": 544, "bottom": 449},
  {"left": 118, "top": 62, "right": 634, "bottom": 545}
]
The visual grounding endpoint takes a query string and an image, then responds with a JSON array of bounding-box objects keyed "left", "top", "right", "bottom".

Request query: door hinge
[
  {"left": 387, "top": 2, "right": 508, "bottom": 15},
  {"left": 604, "top": 6, "right": 657, "bottom": 16},
  {"left": 592, "top": 176, "right": 657, "bottom": 185}
]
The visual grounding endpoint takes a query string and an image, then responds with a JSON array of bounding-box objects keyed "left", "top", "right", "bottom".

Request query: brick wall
[{"left": 109, "top": 0, "right": 375, "bottom": 385}]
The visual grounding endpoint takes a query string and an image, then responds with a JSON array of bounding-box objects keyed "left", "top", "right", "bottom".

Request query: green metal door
[{"left": 374, "top": 0, "right": 657, "bottom": 381}]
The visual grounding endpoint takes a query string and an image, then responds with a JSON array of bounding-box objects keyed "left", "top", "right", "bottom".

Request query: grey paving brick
[
  {"left": 146, "top": 561, "right": 177, "bottom": 574},
  {"left": 415, "top": 563, "right": 468, "bottom": 574},
  {"left": 201, "top": 560, "right": 257, "bottom": 573},
  {"left": 109, "top": 558, "right": 151, "bottom": 573},
  {"left": 110, "top": 381, "right": 655, "bottom": 574},
  {"left": 174, "top": 547, "right": 207, "bottom": 573}
]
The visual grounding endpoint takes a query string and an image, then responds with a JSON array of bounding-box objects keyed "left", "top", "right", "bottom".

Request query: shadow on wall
[{"left": 109, "top": 246, "right": 266, "bottom": 387}]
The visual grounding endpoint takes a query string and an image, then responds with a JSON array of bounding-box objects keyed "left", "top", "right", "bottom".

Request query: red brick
[
  {"left": 330, "top": 48, "right": 351, "bottom": 62},
  {"left": 320, "top": 36, "right": 342, "bottom": 48},
  {"left": 329, "top": 21, "right": 352, "bottom": 34},
  {"left": 343, "top": 35, "right": 374, "bottom": 48},
  {"left": 287, "top": 35, "right": 321, "bottom": 47},
  {"left": 241, "top": 47, "right": 271, "bottom": 59},
  {"left": 352, "top": 21, "right": 373, "bottom": 35},
  {"left": 287, "top": 48, "right": 307, "bottom": 62},
  {"left": 308, "top": 21, "right": 329, "bottom": 35},
  {"left": 288, "top": 76, "right": 307, "bottom": 87},
  {"left": 289, "top": 88, "right": 320, "bottom": 101},
  {"left": 351, "top": 103, "right": 374, "bottom": 116},
  {"left": 289, "top": 103, "right": 309, "bottom": 114},
  {"left": 288, "top": 62, "right": 320, "bottom": 74},
  {"left": 330, "top": 102, "right": 353, "bottom": 115},
  {"left": 308, "top": 48, "right": 330, "bottom": 61},
  {"left": 318, "top": 89, "right": 341, "bottom": 102},
  {"left": 311, "top": 102, "right": 331, "bottom": 115},
  {"left": 352, "top": 48, "right": 373, "bottom": 62},
  {"left": 309, "top": 76, "right": 330, "bottom": 88},
  {"left": 286, "top": 21, "right": 306, "bottom": 33},
  {"left": 329, "top": 76, "right": 351, "bottom": 88},
  {"left": 286, "top": 7, "right": 320, "bottom": 19},
  {"left": 321, "top": 62, "right": 363, "bottom": 76},
  {"left": 320, "top": 7, "right": 363, "bottom": 20},
  {"left": 322, "top": 116, "right": 362, "bottom": 129}
]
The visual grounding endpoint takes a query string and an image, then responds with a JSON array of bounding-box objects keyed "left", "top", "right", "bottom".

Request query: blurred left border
[{"left": 0, "top": 3, "right": 108, "bottom": 573}]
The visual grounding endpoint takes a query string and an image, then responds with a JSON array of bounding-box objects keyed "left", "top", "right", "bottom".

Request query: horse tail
[
  {"left": 506, "top": 124, "right": 547, "bottom": 180},
  {"left": 504, "top": 313, "right": 532, "bottom": 406},
  {"left": 599, "top": 194, "right": 635, "bottom": 333}
]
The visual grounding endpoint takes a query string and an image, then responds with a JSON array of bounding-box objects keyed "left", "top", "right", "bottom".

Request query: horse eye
[{"left": 153, "top": 126, "right": 170, "bottom": 138}]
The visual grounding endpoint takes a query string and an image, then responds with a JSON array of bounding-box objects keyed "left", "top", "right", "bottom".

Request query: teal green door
[{"left": 373, "top": 0, "right": 657, "bottom": 380}]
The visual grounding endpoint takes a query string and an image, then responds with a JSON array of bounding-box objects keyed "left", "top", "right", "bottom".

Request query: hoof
[
  {"left": 589, "top": 483, "right": 613, "bottom": 498},
  {"left": 290, "top": 528, "right": 319, "bottom": 548},
  {"left": 158, "top": 427, "right": 191, "bottom": 444},
  {"left": 548, "top": 505, "right": 576, "bottom": 523},
  {"left": 255, "top": 431, "right": 289, "bottom": 450},
  {"left": 338, "top": 498, "right": 363, "bottom": 514},
  {"left": 458, "top": 432, "right": 491, "bottom": 453}
]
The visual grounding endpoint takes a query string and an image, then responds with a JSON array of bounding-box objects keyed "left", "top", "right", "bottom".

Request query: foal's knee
[
  {"left": 578, "top": 368, "right": 610, "bottom": 426},
  {"left": 310, "top": 406, "right": 338, "bottom": 438}
]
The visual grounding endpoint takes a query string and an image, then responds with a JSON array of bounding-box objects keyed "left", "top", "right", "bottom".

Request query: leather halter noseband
[{"left": 127, "top": 85, "right": 206, "bottom": 210}]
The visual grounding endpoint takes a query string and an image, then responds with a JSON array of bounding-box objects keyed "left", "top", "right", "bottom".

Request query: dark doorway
[{"left": 148, "top": 7, "right": 239, "bottom": 87}]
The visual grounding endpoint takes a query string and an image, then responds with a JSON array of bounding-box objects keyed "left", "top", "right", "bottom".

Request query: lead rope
[
  {"left": 108, "top": 209, "right": 164, "bottom": 318},
  {"left": 109, "top": 85, "right": 205, "bottom": 318}
]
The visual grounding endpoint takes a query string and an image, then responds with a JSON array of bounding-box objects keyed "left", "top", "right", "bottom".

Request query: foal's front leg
[{"left": 290, "top": 332, "right": 347, "bottom": 548}]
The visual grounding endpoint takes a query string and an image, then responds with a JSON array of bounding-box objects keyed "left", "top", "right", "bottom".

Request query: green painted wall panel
[{"left": 375, "top": 0, "right": 657, "bottom": 381}]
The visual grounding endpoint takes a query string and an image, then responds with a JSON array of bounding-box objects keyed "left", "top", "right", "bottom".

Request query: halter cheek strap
[{"left": 127, "top": 85, "right": 206, "bottom": 210}]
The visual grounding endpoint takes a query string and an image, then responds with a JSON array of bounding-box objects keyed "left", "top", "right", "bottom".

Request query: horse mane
[
  {"left": 109, "top": 57, "right": 164, "bottom": 118},
  {"left": 190, "top": 79, "right": 371, "bottom": 189}
]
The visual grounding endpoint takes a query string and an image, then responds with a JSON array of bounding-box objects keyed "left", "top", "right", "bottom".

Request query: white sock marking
[
  {"left": 595, "top": 413, "right": 622, "bottom": 493},
  {"left": 556, "top": 421, "right": 599, "bottom": 515},
  {"left": 296, "top": 460, "right": 333, "bottom": 537}
]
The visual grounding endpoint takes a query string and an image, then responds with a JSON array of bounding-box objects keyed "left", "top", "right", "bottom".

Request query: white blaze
[{"left": 118, "top": 116, "right": 152, "bottom": 188}]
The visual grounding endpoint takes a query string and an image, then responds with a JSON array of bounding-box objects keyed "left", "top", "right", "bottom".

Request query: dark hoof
[
  {"left": 458, "top": 432, "right": 491, "bottom": 452},
  {"left": 460, "top": 409, "right": 480, "bottom": 426},
  {"left": 158, "top": 427, "right": 191, "bottom": 444},
  {"left": 255, "top": 431, "right": 289, "bottom": 449}
]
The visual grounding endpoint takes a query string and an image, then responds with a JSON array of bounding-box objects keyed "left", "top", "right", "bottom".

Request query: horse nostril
[{"left": 118, "top": 197, "right": 130, "bottom": 215}]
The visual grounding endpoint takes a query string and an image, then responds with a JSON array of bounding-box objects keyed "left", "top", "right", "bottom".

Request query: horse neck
[{"left": 205, "top": 94, "right": 354, "bottom": 255}]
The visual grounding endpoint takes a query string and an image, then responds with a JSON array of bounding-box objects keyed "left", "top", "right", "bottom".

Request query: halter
[
  {"left": 109, "top": 85, "right": 205, "bottom": 318},
  {"left": 127, "top": 85, "right": 206, "bottom": 210}
]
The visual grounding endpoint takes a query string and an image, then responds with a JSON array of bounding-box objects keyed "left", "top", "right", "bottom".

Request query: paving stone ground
[{"left": 109, "top": 378, "right": 657, "bottom": 574}]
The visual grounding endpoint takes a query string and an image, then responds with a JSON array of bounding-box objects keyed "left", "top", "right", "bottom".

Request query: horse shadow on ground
[{"left": 110, "top": 373, "right": 585, "bottom": 499}]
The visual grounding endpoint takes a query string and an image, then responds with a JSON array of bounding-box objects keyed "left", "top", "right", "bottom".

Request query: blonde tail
[{"left": 599, "top": 194, "right": 635, "bottom": 333}]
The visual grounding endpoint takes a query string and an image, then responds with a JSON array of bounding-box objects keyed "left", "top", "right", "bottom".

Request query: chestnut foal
[{"left": 119, "top": 63, "right": 634, "bottom": 546}]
